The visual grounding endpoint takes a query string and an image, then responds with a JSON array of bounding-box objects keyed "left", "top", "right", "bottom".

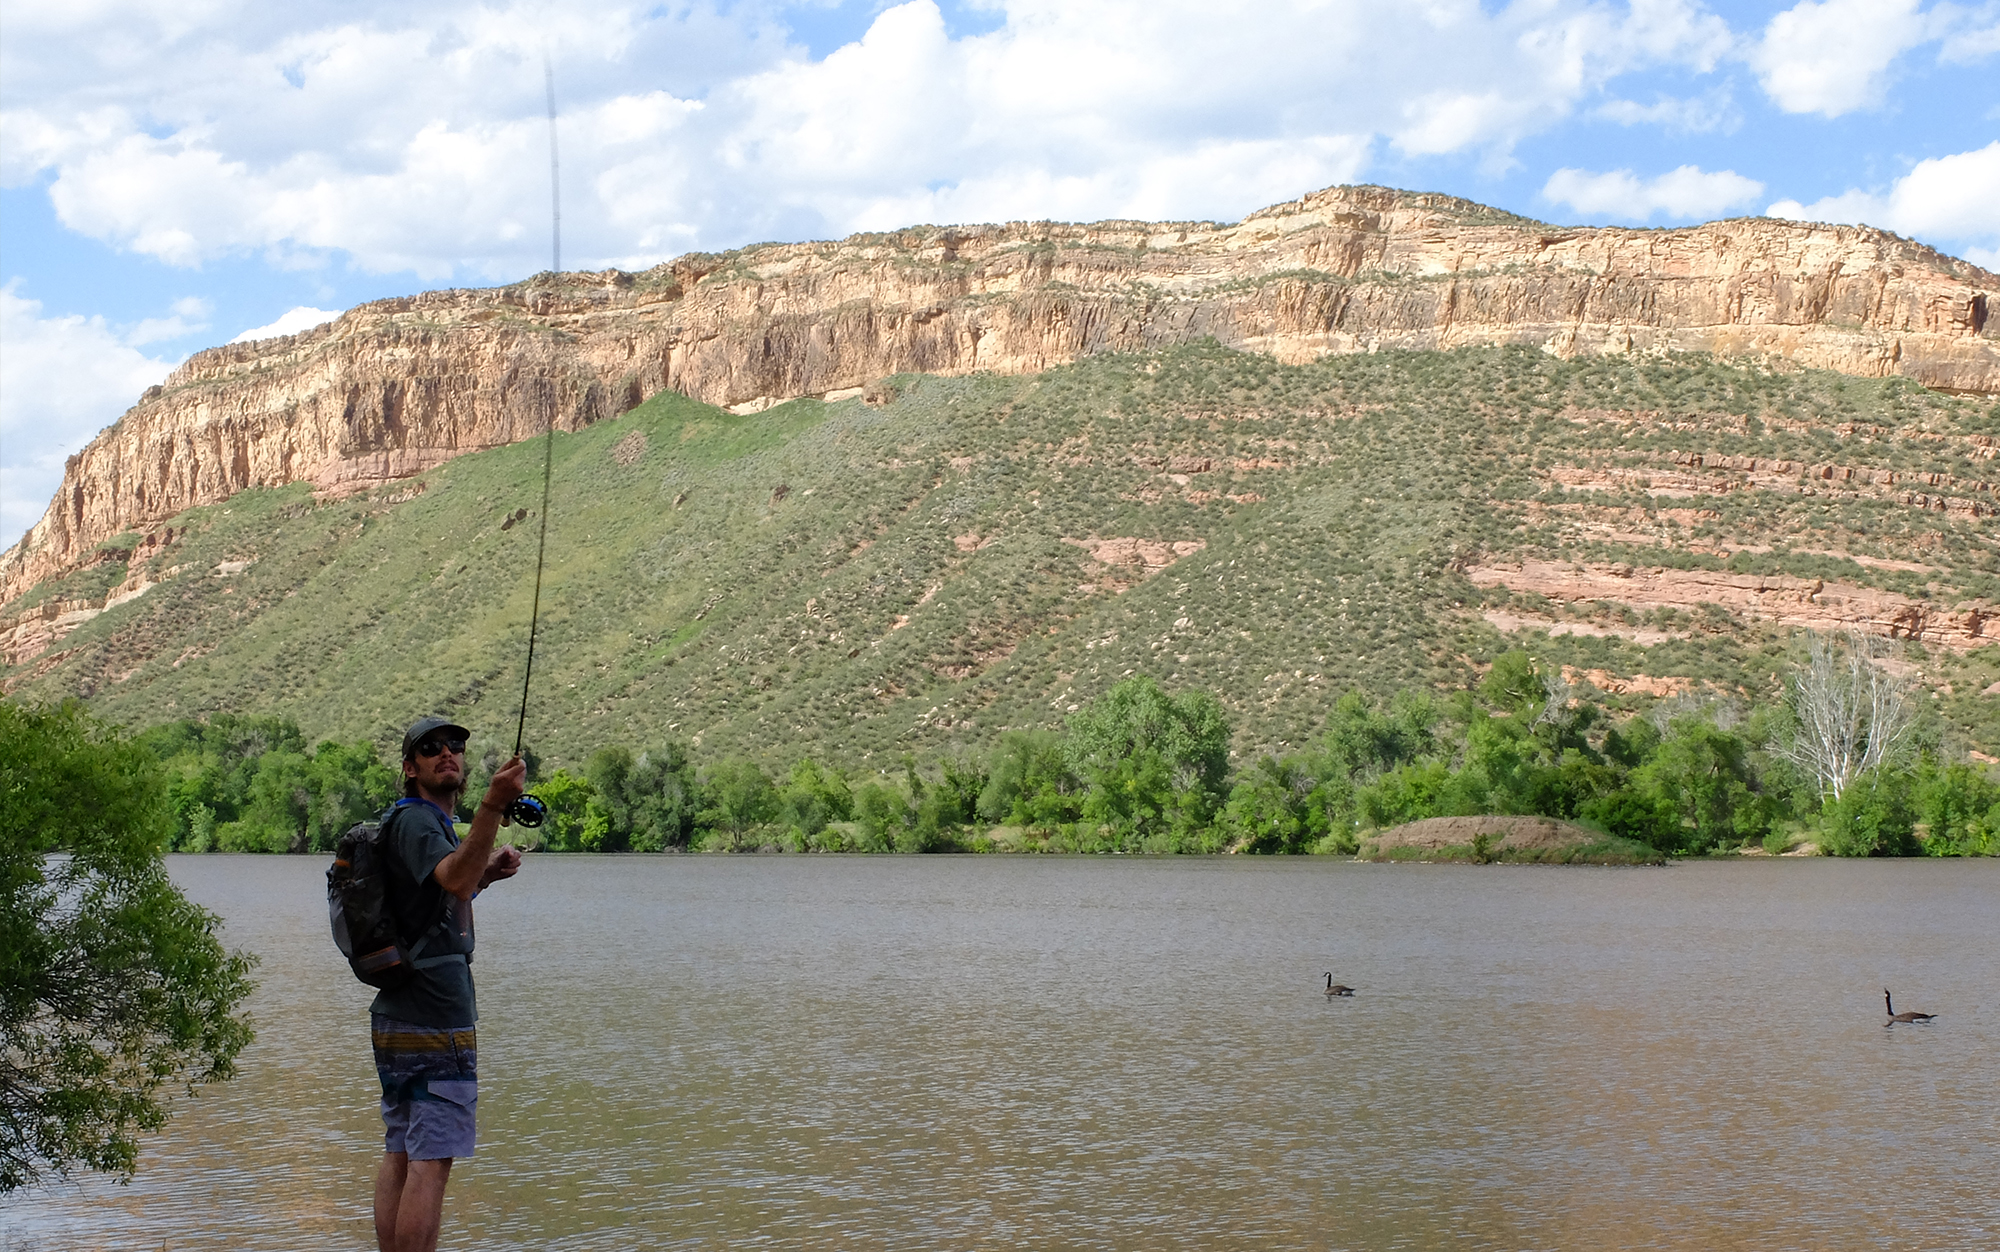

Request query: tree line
[{"left": 128, "top": 633, "right": 1998, "bottom": 858}]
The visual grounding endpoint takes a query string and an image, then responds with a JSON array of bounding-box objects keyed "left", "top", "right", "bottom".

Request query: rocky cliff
[{"left": 6, "top": 183, "right": 1996, "bottom": 606}]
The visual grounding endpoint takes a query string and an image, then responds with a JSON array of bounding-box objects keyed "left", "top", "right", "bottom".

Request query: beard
[{"left": 405, "top": 769, "right": 466, "bottom": 810}]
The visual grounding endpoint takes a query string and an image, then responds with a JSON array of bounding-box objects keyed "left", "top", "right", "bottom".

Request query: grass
[{"left": 7, "top": 343, "right": 1997, "bottom": 770}]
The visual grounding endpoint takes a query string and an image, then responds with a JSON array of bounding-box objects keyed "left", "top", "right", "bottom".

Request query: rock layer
[
  {"left": 7, "top": 183, "right": 1997, "bottom": 605},
  {"left": 1466, "top": 560, "right": 1994, "bottom": 650}
]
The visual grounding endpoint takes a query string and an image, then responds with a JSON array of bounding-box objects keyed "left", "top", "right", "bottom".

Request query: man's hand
[
  {"left": 482, "top": 756, "right": 528, "bottom": 815},
  {"left": 480, "top": 845, "right": 523, "bottom": 889},
  {"left": 435, "top": 756, "right": 528, "bottom": 901}
]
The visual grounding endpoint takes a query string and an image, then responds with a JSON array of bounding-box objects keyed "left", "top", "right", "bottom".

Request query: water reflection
[{"left": 4, "top": 856, "right": 1994, "bottom": 1250}]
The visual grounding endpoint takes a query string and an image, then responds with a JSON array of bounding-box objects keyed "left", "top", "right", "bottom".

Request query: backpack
[{"left": 327, "top": 809, "right": 448, "bottom": 989}]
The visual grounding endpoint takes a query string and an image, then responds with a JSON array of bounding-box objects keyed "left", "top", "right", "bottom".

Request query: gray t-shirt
[{"left": 367, "top": 799, "right": 477, "bottom": 1028}]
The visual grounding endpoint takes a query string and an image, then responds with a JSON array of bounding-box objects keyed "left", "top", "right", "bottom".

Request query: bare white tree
[
  {"left": 1647, "top": 689, "right": 1745, "bottom": 733},
  {"left": 1779, "top": 629, "right": 1916, "bottom": 800},
  {"left": 1532, "top": 669, "right": 1576, "bottom": 732}
]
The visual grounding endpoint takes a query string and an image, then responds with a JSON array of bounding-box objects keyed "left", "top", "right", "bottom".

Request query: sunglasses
[{"left": 413, "top": 736, "right": 468, "bottom": 758}]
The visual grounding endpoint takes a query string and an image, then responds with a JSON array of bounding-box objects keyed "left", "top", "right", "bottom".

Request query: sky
[{"left": 2, "top": 0, "right": 1997, "bottom": 551}]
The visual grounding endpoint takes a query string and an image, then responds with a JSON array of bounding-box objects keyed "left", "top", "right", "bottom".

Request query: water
[{"left": 5, "top": 855, "right": 1995, "bottom": 1251}]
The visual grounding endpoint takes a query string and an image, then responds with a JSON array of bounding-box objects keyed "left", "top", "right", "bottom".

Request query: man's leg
[
  {"left": 371, "top": 1015, "right": 475, "bottom": 1251},
  {"left": 374, "top": 1152, "right": 408, "bottom": 1251},
  {"left": 390, "top": 1157, "right": 454, "bottom": 1252}
]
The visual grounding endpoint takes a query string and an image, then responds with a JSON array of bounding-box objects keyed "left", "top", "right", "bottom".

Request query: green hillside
[{"left": 8, "top": 342, "right": 1999, "bottom": 769}]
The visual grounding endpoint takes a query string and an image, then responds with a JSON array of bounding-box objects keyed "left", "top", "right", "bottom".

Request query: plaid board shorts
[{"left": 372, "top": 1014, "right": 478, "bottom": 1160}]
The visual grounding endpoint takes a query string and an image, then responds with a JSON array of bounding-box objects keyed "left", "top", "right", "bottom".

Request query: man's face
[{"left": 403, "top": 734, "right": 467, "bottom": 795}]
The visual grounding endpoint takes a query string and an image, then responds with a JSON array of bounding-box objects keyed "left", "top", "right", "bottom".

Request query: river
[{"left": 4, "top": 855, "right": 1995, "bottom": 1250}]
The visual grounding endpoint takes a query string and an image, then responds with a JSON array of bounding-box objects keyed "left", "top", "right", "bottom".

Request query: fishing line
[{"left": 502, "top": 52, "right": 563, "bottom": 828}]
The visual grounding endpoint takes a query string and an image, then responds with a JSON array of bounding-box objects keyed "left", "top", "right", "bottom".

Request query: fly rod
[{"left": 501, "top": 53, "right": 563, "bottom": 829}]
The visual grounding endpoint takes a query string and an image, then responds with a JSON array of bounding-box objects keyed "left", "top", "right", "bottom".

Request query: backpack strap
[{"left": 381, "top": 803, "right": 459, "bottom": 962}]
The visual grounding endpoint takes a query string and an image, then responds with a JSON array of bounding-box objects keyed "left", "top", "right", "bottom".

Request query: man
[{"left": 370, "top": 716, "right": 526, "bottom": 1252}]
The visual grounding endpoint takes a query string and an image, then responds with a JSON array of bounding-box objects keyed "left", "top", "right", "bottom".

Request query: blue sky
[{"left": 3, "top": 0, "right": 1997, "bottom": 549}]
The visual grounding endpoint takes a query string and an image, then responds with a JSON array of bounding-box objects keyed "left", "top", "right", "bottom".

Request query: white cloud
[
  {"left": 1767, "top": 141, "right": 2000, "bottom": 257},
  {"left": 1543, "top": 164, "right": 1766, "bottom": 221},
  {"left": 0, "top": 0, "right": 1756, "bottom": 281},
  {"left": 850, "top": 135, "right": 1376, "bottom": 234},
  {"left": 1749, "top": 0, "right": 1933, "bottom": 117},
  {"left": 1939, "top": 6, "right": 2000, "bottom": 62},
  {"left": 0, "top": 283, "right": 179, "bottom": 550},
  {"left": 1593, "top": 89, "right": 1737, "bottom": 133},
  {"left": 129, "top": 296, "right": 212, "bottom": 346},
  {"left": 230, "top": 305, "right": 341, "bottom": 343}
]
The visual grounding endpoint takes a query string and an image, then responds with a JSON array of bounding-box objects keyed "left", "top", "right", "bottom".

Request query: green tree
[
  {"left": 1601, "top": 716, "right": 1662, "bottom": 769},
  {"left": 624, "top": 744, "right": 700, "bottom": 851},
  {"left": 852, "top": 779, "right": 911, "bottom": 851},
  {"left": 1356, "top": 759, "right": 1456, "bottom": 828},
  {"left": 1222, "top": 755, "right": 1323, "bottom": 853},
  {"left": 911, "top": 756, "right": 984, "bottom": 847},
  {"left": 580, "top": 747, "right": 636, "bottom": 851},
  {"left": 1627, "top": 716, "right": 1763, "bottom": 854},
  {"left": 776, "top": 758, "right": 854, "bottom": 841},
  {"left": 208, "top": 739, "right": 395, "bottom": 854},
  {"left": 1477, "top": 650, "right": 1545, "bottom": 717},
  {"left": 1, "top": 701, "right": 256, "bottom": 1191},
  {"left": 218, "top": 747, "right": 314, "bottom": 852},
  {"left": 1064, "top": 677, "right": 1231, "bottom": 847},
  {"left": 1913, "top": 760, "right": 2000, "bottom": 856},
  {"left": 1320, "top": 690, "right": 1438, "bottom": 779},
  {"left": 581, "top": 744, "right": 698, "bottom": 851},
  {"left": 533, "top": 769, "right": 598, "bottom": 852},
  {"left": 136, "top": 714, "right": 309, "bottom": 849},
  {"left": 1577, "top": 786, "right": 1683, "bottom": 850},
  {"left": 698, "top": 759, "right": 777, "bottom": 843},
  {"left": 302, "top": 740, "right": 397, "bottom": 852},
  {"left": 979, "top": 730, "right": 1080, "bottom": 830},
  {"left": 1819, "top": 767, "right": 1919, "bottom": 856}
]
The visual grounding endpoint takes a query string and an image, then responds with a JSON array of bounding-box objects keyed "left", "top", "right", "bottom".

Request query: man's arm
[{"left": 432, "top": 757, "right": 526, "bottom": 901}]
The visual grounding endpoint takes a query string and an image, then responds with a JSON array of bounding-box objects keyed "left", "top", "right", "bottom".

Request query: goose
[
  {"left": 1323, "top": 973, "right": 1355, "bottom": 998},
  {"left": 1884, "top": 989, "right": 1935, "bottom": 1025}
]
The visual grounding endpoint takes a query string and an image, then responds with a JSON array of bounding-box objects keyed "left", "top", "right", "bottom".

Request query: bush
[
  {"left": 533, "top": 769, "right": 597, "bottom": 852},
  {"left": 697, "top": 759, "right": 777, "bottom": 843},
  {"left": 1913, "top": 760, "right": 2000, "bottom": 856},
  {"left": 1818, "top": 768, "right": 1919, "bottom": 856},
  {"left": 1356, "top": 760, "right": 1455, "bottom": 829},
  {"left": 1625, "top": 716, "right": 1764, "bottom": 854},
  {"left": 0, "top": 701, "right": 256, "bottom": 1189},
  {"left": 586, "top": 743, "right": 698, "bottom": 851},
  {"left": 1579, "top": 787, "right": 1683, "bottom": 851},
  {"left": 776, "top": 758, "right": 854, "bottom": 841},
  {"left": 852, "top": 780, "right": 910, "bottom": 851},
  {"left": 1064, "top": 677, "right": 1231, "bottom": 847}
]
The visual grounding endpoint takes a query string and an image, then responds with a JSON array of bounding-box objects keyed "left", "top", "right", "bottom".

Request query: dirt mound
[{"left": 1361, "top": 815, "right": 1662, "bottom": 864}]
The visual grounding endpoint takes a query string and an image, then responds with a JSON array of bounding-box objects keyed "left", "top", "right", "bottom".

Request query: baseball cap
[{"left": 402, "top": 716, "right": 472, "bottom": 759}]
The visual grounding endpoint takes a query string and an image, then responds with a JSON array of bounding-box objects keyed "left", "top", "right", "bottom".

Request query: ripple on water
[{"left": 2, "top": 855, "right": 1994, "bottom": 1251}]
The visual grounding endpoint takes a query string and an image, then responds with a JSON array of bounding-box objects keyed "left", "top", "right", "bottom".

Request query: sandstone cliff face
[{"left": 6, "top": 184, "right": 1996, "bottom": 605}]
